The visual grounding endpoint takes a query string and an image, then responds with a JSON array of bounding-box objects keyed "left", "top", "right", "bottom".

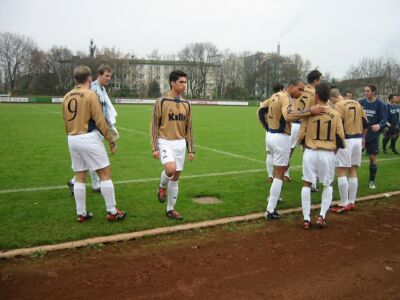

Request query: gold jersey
[
  {"left": 298, "top": 106, "right": 346, "bottom": 151},
  {"left": 334, "top": 98, "right": 368, "bottom": 138},
  {"left": 150, "top": 92, "right": 194, "bottom": 153},
  {"left": 258, "top": 91, "right": 314, "bottom": 135},
  {"left": 62, "top": 86, "right": 111, "bottom": 142}
]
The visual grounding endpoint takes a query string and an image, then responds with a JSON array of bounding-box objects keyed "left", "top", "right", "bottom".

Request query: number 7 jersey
[{"left": 297, "top": 106, "right": 346, "bottom": 151}]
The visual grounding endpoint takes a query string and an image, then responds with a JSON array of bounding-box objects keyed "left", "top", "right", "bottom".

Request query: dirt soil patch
[{"left": 1, "top": 198, "right": 400, "bottom": 300}]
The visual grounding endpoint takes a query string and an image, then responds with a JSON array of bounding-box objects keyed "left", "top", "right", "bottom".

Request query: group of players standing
[
  {"left": 62, "top": 64, "right": 397, "bottom": 228},
  {"left": 258, "top": 70, "right": 399, "bottom": 229}
]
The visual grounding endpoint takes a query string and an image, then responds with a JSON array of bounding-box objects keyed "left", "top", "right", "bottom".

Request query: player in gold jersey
[
  {"left": 62, "top": 66, "right": 126, "bottom": 223},
  {"left": 150, "top": 70, "right": 195, "bottom": 220},
  {"left": 297, "top": 83, "right": 345, "bottom": 229},
  {"left": 260, "top": 79, "right": 325, "bottom": 219},
  {"left": 330, "top": 89, "right": 368, "bottom": 213}
]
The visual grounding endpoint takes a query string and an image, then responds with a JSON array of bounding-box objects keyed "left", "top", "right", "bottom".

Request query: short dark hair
[
  {"left": 288, "top": 79, "right": 304, "bottom": 86},
  {"left": 272, "top": 83, "right": 284, "bottom": 93},
  {"left": 346, "top": 90, "right": 352, "bottom": 94},
  {"left": 98, "top": 64, "right": 112, "bottom": 75},
  {"left": 389, "top": 94, "right": 395, "bottom": 100},
  {"left": 307, "top": 70, "right": 322, "bottom": 84},
  {"left": 74, "top": 65, "right": 91, "bottom": 84},
  {"left": 169, "top": 70, "right": 187, "bottom": 88},
  {"left": 366, "top": 84, "right": 377, "bottom": 93},
  {"left": 315, "top": 82, "right": 331, "bottom": 102}
]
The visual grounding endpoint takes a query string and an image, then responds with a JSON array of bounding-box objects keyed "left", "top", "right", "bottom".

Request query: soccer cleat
[
  {"left": 283, "top": 176, "right": 292, "bottom": 182},
  {"left": 107, "top": 209, "right": 126, "bottom": 222},
  {"left": 277, "top": 197, "right": 284, "bottom": 204},
  {"left": 316, "top": 215, "right": 327, "bottom": 228},
  {"left": 303, "top": 220, "right": 312, "bottom": 230},
  {"left": 329, "top": 205, "right": 345, "bottom": 213},
  {"left": 267, "top": 177, "right": 273, "bottom": 183},
  {"left": 337, "top": 204, "right": 353, "bottom": 213},
  {"left": 349, "top": 203, "right": 356, "bottom": 210},
  {"left": 92, "top": 187, "right": 101, "bottom": 193},
  {"left": 157, "top": 187, "right": 167, "bottom": 203},
  {"left": 369, "top": 181, "right": 376, "bottom": 189},
  {"left": 265, "top": 210, "right": 282, "bottom": 220},
  {"left": 67, "top": 180, "right": 74, "bottom": 196},
  {"left": 311, "top": 186, "right": 319, "bottom": 193},
  {"left": 77, "top": 212, "right": 93, "bottom": 223},
  {"left": 166, "top": 210, "right": 183, "bottom": 220}
]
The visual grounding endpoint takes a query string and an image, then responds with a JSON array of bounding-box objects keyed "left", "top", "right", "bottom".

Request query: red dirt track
[{"left": 1, "top": 198, "right": 400, "bottom": 300}]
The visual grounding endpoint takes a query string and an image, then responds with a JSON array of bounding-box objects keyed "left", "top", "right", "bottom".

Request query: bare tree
[
  {"left": 47, "top": 46, "right": 74, "bottom": 94},
  {"left": 0, "top": 32, "right": 36, "bottom": 93},
  {"left": 178, "top": 42, "right": 222, "bottom": 98}
]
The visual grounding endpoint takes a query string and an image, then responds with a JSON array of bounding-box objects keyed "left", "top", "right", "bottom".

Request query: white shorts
[
  {"left": 302, "top": 149, "right": 335, "bottom": 187},
  {"left": 290, "top": 123, "right": 301, "bottom": 148},
  {"left": 68, "top": 130, "right": 110, "bottom": 172},
  {"left": 265, "top": 132, "right": 269, "bottom": 152},
  {"left": 266, "top": 132, "right": 291, "bottom": 166},
  {"left": 335, "top": 138, "right": 362, "bottom": 167},
  {"left": 158, "top": 138, "right": 186, "bottom": 171}
]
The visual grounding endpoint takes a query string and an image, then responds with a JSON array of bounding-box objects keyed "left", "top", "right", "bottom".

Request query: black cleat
[
  {"left": 311, "top": 186, "right": 319, "bottom": 193},
  {"left": 265, "top": 210, "right": 282, "bottom": 220},
  {"left": 92, "top": 187, "right": 101, "bottom": 193}
]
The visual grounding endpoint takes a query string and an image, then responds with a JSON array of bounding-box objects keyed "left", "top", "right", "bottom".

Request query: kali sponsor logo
[{"left": 168, "top": 113, "right": 186, "bottom": 121}]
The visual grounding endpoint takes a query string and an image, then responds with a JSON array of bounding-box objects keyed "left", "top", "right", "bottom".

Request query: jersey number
[
  {"left": 313, "top": 119, "right": 333, "bottom": 141},
  {"left": 67, "top": 98, "right": 78, "bottom": 121},
  {"left": 349, "top": 106, "right": 356, "bottom": 123}
]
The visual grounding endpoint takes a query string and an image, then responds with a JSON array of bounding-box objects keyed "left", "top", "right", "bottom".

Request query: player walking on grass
[
  {"left": 359, "top": 85, "right": 387, "bottom": 189},
  {"left": 68, "top": 64, "right": 119, "bottom": 194},
  {"left": 150, "top": 70, "right": 195, "bottom": 221},
  {"left": 62, "top": 65, "right": 126, "bottom": 223},
  {"left": 329, "top": 89, "right": 368, "bottom": 213},
  {"left": 298, "top": 83, "right": 346, "bottom": 229},
  {"left": 260, "top": 79, "right": 325, "bottom": 220},
  {"left": 382, "top": 94, "right": 399, "bottom": 154}
]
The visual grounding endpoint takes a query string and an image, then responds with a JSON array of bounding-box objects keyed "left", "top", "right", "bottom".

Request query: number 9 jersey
[{"left": 62, "top": 86, "right": 111, "bottom": 143}]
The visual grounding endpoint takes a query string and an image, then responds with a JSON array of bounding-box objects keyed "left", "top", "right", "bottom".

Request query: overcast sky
[{"left": 1, "top": 0, "right": 399, "bottom": 79}]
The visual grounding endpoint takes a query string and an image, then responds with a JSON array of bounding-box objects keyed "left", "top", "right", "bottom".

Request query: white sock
[
  {"left": 90, "top": 169, "right": 100, "bottom": 189},
  {"left": 160, "top": 170, "right": 172, "bottom": 188},
  {"left": 100, "top": 180, "right": 117, "bottom": 214},
  {"left": 71, "top": 176, "right": 75, "bottom": 184},
  {"left": 266, "top": 155, "right": 273, "bottom": 178},
  {"left": 320, "top": 186, "right": 333, "bottom": 218},
  {"left": 167, "top": 180, "right": 179, "bottom": 212},
  {"left": 348, "top": 177, "right": 358, "bottom": 204},
  {"left": 267, "top": 178, "right": 283, "bottom": 213},
  {"left": 73, "top": 182, "right": 86, "bottom": 216},
  {"left": 284, "top": 167, "right": 290, "bottom": 178},
  {"left": 337, "top": 176, "right": 349, "bottom": 206},
  {"left": 301, "top": 187, "right": 311, "bottom": 221}
]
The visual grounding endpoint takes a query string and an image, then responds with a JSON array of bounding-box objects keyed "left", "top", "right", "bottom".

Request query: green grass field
[{"left": 1, "top": 103, "right": 399, "bottom": 250}]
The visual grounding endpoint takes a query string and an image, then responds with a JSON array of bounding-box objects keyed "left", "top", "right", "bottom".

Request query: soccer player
[
  {"left": 62, "top": 65, "right": 126, "bottom": 223},
  {"left": 298, "top": 83, "right": 345, "bottom": 229},
  {"left": 292, "top": 70, "right": 323, "bottom": 191},
  {"left": 67, "top": 65, "right": 119, "bottom": 194},
  {"left": 359, "top": 85, "right": 387, "bottom": 189},
  {"left": 261, "top": 79, "right": 325, "bottom": 220},
  {"left": 258, "top": 83, "right": 285, "bottom": 182},
  {"left": 345, "top": 90, "right": 354, "bottom": 100},
  {"left": 329, "top": 89, "right": 368, "bottom": 213},
  {"left": 382, "top": 94, "right": 399, "bottom": 154},
  {"left": 150, "top": 70, "right": 195, "bottom": 220}
]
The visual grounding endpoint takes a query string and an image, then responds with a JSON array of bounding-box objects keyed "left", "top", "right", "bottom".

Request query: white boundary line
[
  {"left": 1, "top": 190, "right": 399, "bottom": 259},
  {"left": 1, "top": 157, "right": 399, "bottom": 195},
  {"left": 30, "top": 106, "right": 61, "bottom": 115}
]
